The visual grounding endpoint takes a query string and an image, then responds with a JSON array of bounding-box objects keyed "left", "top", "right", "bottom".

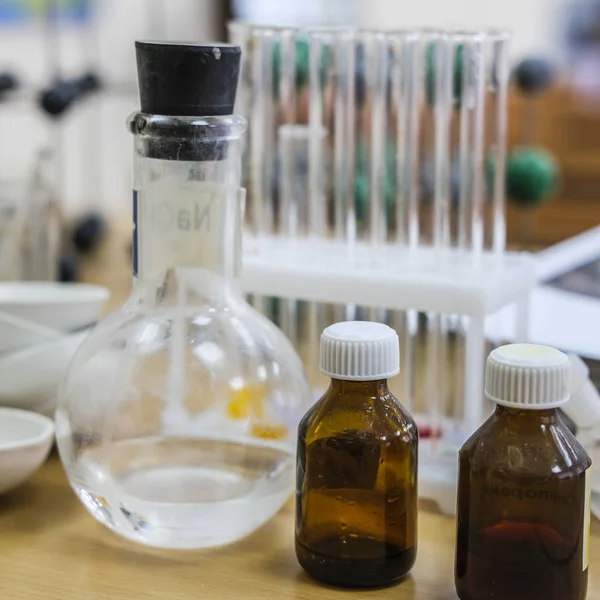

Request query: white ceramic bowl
[
  {"left": 0, "top": 330, "right": 91, "bottom": 414},
  {"left": 0, "top": 282, "right": 109, "bottom": 354},
  {"left": 0, "top": 408, "right": 54, "bottom": 494}
]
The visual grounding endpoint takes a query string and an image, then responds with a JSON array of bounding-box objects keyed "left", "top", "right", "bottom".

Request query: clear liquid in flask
[{"left": 72, "top": 438, "right": 295, "bottom": 548}]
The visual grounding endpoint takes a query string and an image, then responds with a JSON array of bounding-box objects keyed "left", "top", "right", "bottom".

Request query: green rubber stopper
[{"left": 506, "top": 147, "right": 559, "bottom": 206}]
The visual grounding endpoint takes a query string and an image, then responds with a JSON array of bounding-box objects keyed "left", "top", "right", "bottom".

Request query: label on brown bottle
[{"left": 583, "top": 467, "right": 591, "bottom": 571}]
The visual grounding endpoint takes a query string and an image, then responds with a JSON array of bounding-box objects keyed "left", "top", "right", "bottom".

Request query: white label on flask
[
  {"left": 583, "top": 467, "right": 591, "bottom": 571},
  {"left": 135, "top": 180, "right": 244, "bottom": 279}
]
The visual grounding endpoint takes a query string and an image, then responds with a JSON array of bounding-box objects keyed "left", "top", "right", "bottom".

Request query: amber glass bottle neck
[
  {"left": 494, "top": 403, "right": 560, "bottom": 423},
  {"left": 329, "top": 378, "right": 389, "bottom": 396}
]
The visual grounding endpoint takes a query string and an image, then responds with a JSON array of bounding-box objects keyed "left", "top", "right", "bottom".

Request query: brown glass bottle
[
  {"left": 455, "top": 344, "right": 592, "bottom": 600},
  {"left": 296, "top": 376, "right": 418, "bottom": 587}
]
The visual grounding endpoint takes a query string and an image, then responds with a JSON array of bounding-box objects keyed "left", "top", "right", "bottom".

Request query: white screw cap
[
  {"left": 320, "top": 321, "right": 400, "bottom": 381},
  {"left": 485, "top": 343, "right": 570, "bottom": 409}
]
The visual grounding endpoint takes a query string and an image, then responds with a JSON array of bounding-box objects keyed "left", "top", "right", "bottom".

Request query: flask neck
[
  {"left": 130, "top": 113, "right": 246, "bottom": 296},
  {"left": 132, "top": 174, "right": 244, "bottom": 280},
  {"left": 132, "top": 266, "right": 242, "bottom": 309}
]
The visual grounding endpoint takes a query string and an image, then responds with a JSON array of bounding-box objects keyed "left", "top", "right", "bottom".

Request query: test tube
[
  {"left": 331, "top": 29, "right": 357, "bottom": 248},
  {"left": 388, "top": 30, "right": 426, "bottom": 411},
  {"left": 277, "top": 124, "right": 301, "bottom": 354},
  {"left": 249, "top": 27, "right": 277, "bottom": 239},
  {"left": 279, "top": 126, "right": 308, "bottom": 238},
  {"left": 449, "top": 32, "right": 509, "bottom": 437},
  {"left": 239, "top": 27, "right": 291, "bottom": 360},
  {"left": 277, "top": 28, "right": 298, "bottom": 135},
  {"left": 329, "top": 29, "right": 360, "bottom": 324},
  {"left": 361, "top": 31, "right": 392, "bottom": 323},
  {"left": 432, "top": 33, "right": 453, "bottom": 255},
  {"left": 227, "top": 20, "right": 251, "bottom": 164},
  {"left": 275, "top": 27, "right": 300, "bottom": 349},
  {"left": 364, "top": 31, "right": 389, "bottom": 248},
  {"left": 485, "top": 31, "right": 510, "bottom": 255},
  {"left": 391, "top": 30, "right": 423, "bottom": 250},
  {"left": 278, "top": 124, "right": 326, "bottom": 367},
  {"left": 245, "top": 27, "right": 276, "bottom": 318},
  {"left": 427, "top": 33, "right": 453, "bottom": 443},
  {"left": 455, "top": 32, "right": 487, "bottom": 256},
  {"left": 307, "top": 30, "right": 332, "bottom": 240},
  {"left": 305, "top": 29, "right": 332, "bottom": 388}
]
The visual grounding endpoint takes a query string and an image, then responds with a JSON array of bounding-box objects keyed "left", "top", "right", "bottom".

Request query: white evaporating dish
[
  {"left": 0, "top": 330, "right": 91, "bottom": 415},
  {"left": 0, "top": 282, "right": 109, "bottom": 354},
  {"left": 0, "top": 283, "right": 109, "bottom": 413},
  {"left": 0, "top": 408, "right": 54, "bottom": 494}
]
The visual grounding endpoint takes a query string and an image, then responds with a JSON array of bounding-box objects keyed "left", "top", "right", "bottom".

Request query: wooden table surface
[
  {"left": 2, "top": 227, "right": 599, "bottom": 599},
  {"left": 2, "top": 454, "right": 600, "bottom": 600}
]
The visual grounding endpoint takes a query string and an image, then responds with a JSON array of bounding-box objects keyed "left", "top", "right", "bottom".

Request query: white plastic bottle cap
[
  {"left": 319, "top": 321, "right": 400, "bottom": 381},
  {"left": 485, "top": 343, "right": 570, "bottom": 409}
]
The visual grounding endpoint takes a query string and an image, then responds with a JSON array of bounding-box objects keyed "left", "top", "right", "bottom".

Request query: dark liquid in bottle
[
  {"left": 296, "top": 535, "right": 416, "bottom": 588},
  {"left": 456, "top": 436, "right": 590, "bottom": 600},
  {"left": 296, "top": 430, "right": 417, "bottom": 587},
  {"left": 456, "top": 521, "right": 587, "bottom": 600}
]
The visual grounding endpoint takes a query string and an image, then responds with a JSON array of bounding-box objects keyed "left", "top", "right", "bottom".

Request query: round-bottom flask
[{"left": 56, "top": 42, "right": 312, "bottom": 549}]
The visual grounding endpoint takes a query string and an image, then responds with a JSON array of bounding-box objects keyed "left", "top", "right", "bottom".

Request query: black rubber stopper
[
  {"left": 0, "top": 72, "right": 18, "bottom": 95},
  {"left": 58, "top": 254, "right": 79, "bottom": 283},
  {"left": 135, "top": 41, "right": 241, "bottom": 117},
  {"left": 513, "top": 58, "right": 555, "bottom": 95},
  {"left": 39, "top": 80, "right": 79, "bottom": 116},
  {"left": 39, "top": 72, "right": 101, "bottom": 117},
  {"left": 72, "top": 212, "right": 106, "bottom": 254},
  {"left": 78, "top": 71, "right": 102, "bottom": 95}
]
